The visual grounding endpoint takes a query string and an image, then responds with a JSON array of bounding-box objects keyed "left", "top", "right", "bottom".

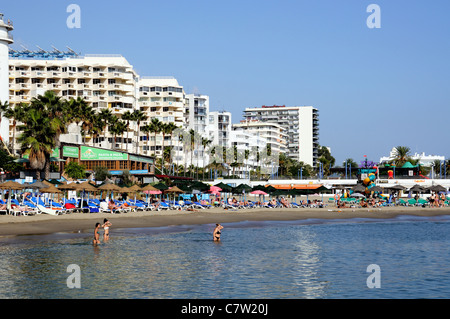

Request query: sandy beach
[{"left": 1, "top": 205, "right": 450, "bottom": 237}]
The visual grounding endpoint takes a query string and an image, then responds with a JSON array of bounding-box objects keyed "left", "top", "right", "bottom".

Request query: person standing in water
[
  {"left": 213, "top": 223, "right": 223, "bottom": 242},
  {"left": 93, "top": 223, "right": 101, "bottom": 245},
  {"left": 102, "top": 218, "right": 112, "bottom": 241}
]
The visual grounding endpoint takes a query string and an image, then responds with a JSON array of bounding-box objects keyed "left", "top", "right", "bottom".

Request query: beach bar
[{"left": 58, "top": 143, "right": 155, "bottom": 182}]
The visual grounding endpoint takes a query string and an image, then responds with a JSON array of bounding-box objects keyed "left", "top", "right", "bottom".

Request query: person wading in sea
[{"left": 213, "top": 223, "right": 223, "bottom": 242}]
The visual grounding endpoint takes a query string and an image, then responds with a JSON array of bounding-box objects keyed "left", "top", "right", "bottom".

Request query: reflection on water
[{"left": 0, "top": 217, "right": 450, "bottom": 298}]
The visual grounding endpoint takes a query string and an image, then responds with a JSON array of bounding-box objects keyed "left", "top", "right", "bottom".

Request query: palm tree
[
  {"left": 0, "top": 100, "right": 9, "bottom": 145},
  {"left": 17, "top": 107, "right": 57, "bottom": 179},
  {"left": 121, "top": 110, "right": 133, "bottom": 152},
  {"left": 150, "top": 118, "right": 162, "bottom": 159},
  {"left": 165, "top": 122, "right": 179, "bottom": 172},
  {"left": 108, "top": 116, "right": 127, "bottom": 150},
  {"left": 132, "top": 110, "right": 148, "bottom": 153},
  {"left": 392, "top": 146, "right": 411, "bottom": 167},
  {"left": 140, "top": 123, "right": 151, "bottom": 154},
  {"left": 160, "top": 122, "right": 169, "bottom": 174},
  {"left": 16, "top": 91, "right": 70, "bottom": 179}
]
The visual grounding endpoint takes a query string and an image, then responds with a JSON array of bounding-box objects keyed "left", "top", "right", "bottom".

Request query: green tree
[
  {"left": 150, "top": 118, "right": 162, "bottom": 158},
  {"left": 317, "top": 146, "right": 335, "bottom": 177},
  {"left": 64, "top": 161, "right": 86, "bottom": 180},
  {"left": 392, "top": 146, "right": 411, "bottom": 167},
  {"left": 93, "top": 166, "right": 111, "bottom": 182},
  {"left": 121, "top": 110, "right": 134, "bottom": 152},
  {"left": 132, "top": 110, "right": 148, "bottom": 153},
  {"left": 16, "top": 91, "right": 70, "bottom": 179}
]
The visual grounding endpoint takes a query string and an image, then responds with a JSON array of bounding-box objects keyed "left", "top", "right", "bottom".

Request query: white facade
[
  {"left": 229, "top": 129, "right": 268, "bottom": 178},
  {"left": 137, "top": 76, "right": 185, "bottom": 160},
  {"left": 380, "top": 147, "right": 445, "bottom": 167},
  {"left": 0, "top": 14, "right": 13, "bottom": 146},
  {"left": 242, "top": 105, "right": 319, "bottom": 166},
  {"left": 208, "top": 111, "right": 232, "bottom": 148},
  {"left": 232, "top": 120, "right": 287, "bottom": 155},
  {"left": 8, "top": 54, "right": 139, "bottom": 154},
  {"left": 184, "top": 93, "right": 209, "bottom": 136}
]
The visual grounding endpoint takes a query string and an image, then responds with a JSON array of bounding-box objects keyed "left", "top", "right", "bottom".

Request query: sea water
[{"left": 0, "top": 215, "right": 449, "bottom": 299}]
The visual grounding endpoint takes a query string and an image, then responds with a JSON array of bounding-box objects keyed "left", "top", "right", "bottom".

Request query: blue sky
[{"left": 3, "top": 0, "right": 450, "bottom": 164}]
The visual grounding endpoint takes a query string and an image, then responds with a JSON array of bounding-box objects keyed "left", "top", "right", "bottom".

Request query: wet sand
[{"left": 1, "top": 206, "right": 450, "bottom": 237}]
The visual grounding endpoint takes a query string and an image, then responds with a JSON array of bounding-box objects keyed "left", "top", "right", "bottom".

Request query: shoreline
[{"left": 1, "top": 206, "right": 450, "bottom": 237}]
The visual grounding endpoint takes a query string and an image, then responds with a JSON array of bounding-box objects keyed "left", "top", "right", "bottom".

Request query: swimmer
[
  {"left": 102, "top": 218, "right": 112, "bottom": 241},
  {"left": 213, "top": 223, "right": 223, "bottom": 242},
  {"left": 93, "top": 223, "right": 101, "bottom": 245}
]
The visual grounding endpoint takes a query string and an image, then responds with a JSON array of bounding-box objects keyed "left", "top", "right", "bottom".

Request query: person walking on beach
[
  {"left": 102, "top": 218, "right": 112, "bottom": 241},
  {"left": 213, "top": 223, "right": 223, "bottom": 242},
  {"left": 93, "top": 223, "right": 101, "bottom": 245}
]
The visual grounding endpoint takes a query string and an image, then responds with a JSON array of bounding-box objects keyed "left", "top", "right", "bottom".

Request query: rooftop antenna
[
  {"left": 36, "top": 45, "right": 46, "bottom": 53},
  {"left": 20, "top": 44, "right": 30, "bottom": 51},
  {"left": 66, "top": 46, "right": 78, "bottom": 55},
  {"left": 51, "top": 45, "right": 62, "bottom": 53}
]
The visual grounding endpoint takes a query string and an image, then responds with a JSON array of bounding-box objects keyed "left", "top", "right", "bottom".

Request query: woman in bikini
[
  {"left": 213, "top": 223, "right": 223, "bottom": 242},
  {"left": 93, "top": 223, "right": 101, "bottom": 245},
  {"left": 102, "top": 218, "right": 112, "bottom": 241}
]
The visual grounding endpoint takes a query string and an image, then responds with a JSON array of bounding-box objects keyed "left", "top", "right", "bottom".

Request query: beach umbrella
[
  {"left": 214, "top": 182, "right": 233, "bottom": 192},
  {"left": 369, "top": 185, "right": 383, "bottom": 193},
  {"left": 165, "top": 186, "right": 184, "bottom": 202},
  {"left": 165, "top": 186, "right": 184, "bottom": 193},
  {"left": 141, "top": 184, "right": 159, "bottom": 192},
  {"left": 0, "top": 181, "right": 25, "bottom": 210},
  {"left": 40, "top": 184, "right": 61, "bottom": 194},
  {"left": 126, "top": 184, "right": 142, "bottom": 193},
  {"left": 40, "top": 184, "right": 62, "bottom": 208},
  {"left": 427, "top": 185, "right": 447, "bottom": 193},
  {"left": 351, "top": 184, "right": 366, "bottom": 193},
  {"left": 57, "top": 182, "right": 78, "bottom": 190},
  {"left": 409, "top": 184, "right": 425, "bottom": 193},
  {"left": 210, "top": 185, "right": 222, "bottom": 192},
  {"left": 250, "top": 190, "right": 268, "bottom": 195},
  {"left": 27, "top": 180, "right": 49, "bottom": 189},
  {"left": 73, "top": 181, "right": 98, "bottom": 208},
  {"left": 388, "top": 184, "right": 407, "bottom": 191},
  {"left": 0, "top": 181, "right": 25, "bottom": 190}
]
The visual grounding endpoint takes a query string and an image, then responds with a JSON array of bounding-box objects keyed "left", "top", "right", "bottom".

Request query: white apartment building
[
  {"left": 137, "top": 76, "right": 184, "bottom": 161},
  {"left": 242, "top": 105, "right": 319, "bottom": 166},
  {"left": 232, "top": 120, "right": 287, "bottom": 156},
  {"left": 7, "top": 51, "right": 190, "bottom": 165},
  {"left": 229, "top": 129, "right": 268, "bottom": 178},
  {"left": 8, "top": 53, "right": 139, "bottom": 154},
  {"left": 0, "top": 13, "right": 13, "bottom": 146},
  {"left": 208, "top": 111, "right": 232, "bottom": 148},
  {"left": 184, "top": 93, "right": 209, "bottom": 136}
]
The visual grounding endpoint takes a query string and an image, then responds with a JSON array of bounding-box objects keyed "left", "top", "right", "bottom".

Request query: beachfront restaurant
[{"left": 59, "top": 144, "right": 155, "bottom": 182}]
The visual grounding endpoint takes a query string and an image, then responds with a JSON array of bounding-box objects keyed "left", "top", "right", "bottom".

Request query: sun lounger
[
  {"left": 158, "top": 202, "right": 170, "bottom": 210},
  {"left": 37, "top": 204, "right": 63, "bottom": 216}
]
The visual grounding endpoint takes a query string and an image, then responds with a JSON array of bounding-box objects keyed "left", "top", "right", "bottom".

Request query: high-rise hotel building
[
  {"left": 8, "top": 53, "right": 140, "bottom": 154},
  {"left": 242, "top": 105, "right": 319, "bottom": 167}
]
